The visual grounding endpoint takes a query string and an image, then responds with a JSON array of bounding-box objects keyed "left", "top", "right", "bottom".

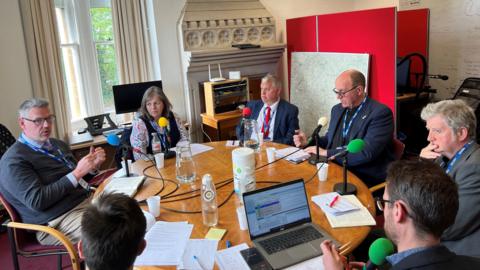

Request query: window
[{"left": 54, "top": 0, "right": 118, "bottom": 127}]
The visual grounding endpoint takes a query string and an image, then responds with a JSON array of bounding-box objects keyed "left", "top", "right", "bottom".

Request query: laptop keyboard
[{"left": 258, "top": 226, "right": 323, "bottom": 254}]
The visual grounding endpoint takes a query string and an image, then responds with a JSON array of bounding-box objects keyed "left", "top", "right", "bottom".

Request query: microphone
[
  {"left": 306, "top": 116, "right": 328, "bottom": 146},
  {"left": 157, "top": 117, "right": 175, "bottom": 159},
  {"left": 329, "top": 138, "right": 365, "bottom": 160},
  {"left": 363, "top": 238, "right": 395, "bottom": 270},
  {"left": 428, "top": 74, "right": 449, "bottom": 80}
]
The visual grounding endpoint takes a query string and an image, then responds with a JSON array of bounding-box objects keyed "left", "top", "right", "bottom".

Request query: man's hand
[
  {"left": 294, "top": 130, "right": 307, "bottom": 148},
  {"left": 72, "top": 153, "right": 97, "bottom": 180},
  {"left": 304, "top": 146, "right": 327, "bottom": 157},
  {"left": 90, "top": 146, "right": 106, "bottom": 169},
  {"left": 320, "top": 240, "right": 345, "bottom": 270},
  {"left": 420, "top": 143, "right": 441, "bottom": 159}
]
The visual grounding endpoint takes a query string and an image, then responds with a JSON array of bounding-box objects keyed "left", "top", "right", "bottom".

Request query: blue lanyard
[
  {"left": 18, "top": 135, "right": 76, "bottom": 170},
  {"left": 150, "top": 120, "right": 168, "bottom": 149},
  {"left": 262, "top": 107, "right": 276, "bottom": 133},
  {"left": 342, "top": 97, "right": 367, "bottom": 139},
  {"left": 443, "top": 140, "right": 474, "bottom": 174}
]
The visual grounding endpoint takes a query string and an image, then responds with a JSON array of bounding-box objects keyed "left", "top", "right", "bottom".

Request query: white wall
[{"left": 0, "top": 0, "right": 33, "bottom": 136}]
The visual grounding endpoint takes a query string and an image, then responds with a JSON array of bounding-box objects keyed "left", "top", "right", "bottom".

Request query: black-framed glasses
[
  {"left": 332, "top": 85, "right": 358, "bottom": 97},
  {"left": 375, "top": 197, "right": 394, "bottom": 211},
  {"left": 23, "top": 115, "right": 56, "bottom": 126}
]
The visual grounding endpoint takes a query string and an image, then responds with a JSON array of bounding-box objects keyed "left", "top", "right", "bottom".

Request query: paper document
[
  {"left": 285, "top": 256, "right": 325, "bottom": 270},
  {"left": 275, "top": 147, "right": 310, "bottom": 163},
  {"left": 215, "top": 243, "right": 250, "bottom": 270},
  {"left": 134, "top": 222, "right": 193, "bottom": 266},
  {"left": 102, "top": 175, "right": 145, "bottom": 197},
  {"left": 178, "top": 239, "right": 218, "bottom": 270},
  {"left": 311, "top": 192, "right": 359, "bottom": 216},
  {"left": 226, "top": 140, "right": 240, "bottom": 147},
  {"left": 323, "top": 195, "right": 376, "bottom": 228},
  {"left": 170, "top": 143, "right": 213, "bottom": 156}
]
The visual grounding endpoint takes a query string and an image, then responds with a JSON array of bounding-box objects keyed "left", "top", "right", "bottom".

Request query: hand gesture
[
  {"left": 294, "top": 130, "right": 307, "bottom": 148},
  {"left": 90, "top": 146, "right": 106, "bottom": 168},
  {"left": 419, "top": 143, "right": 441, "bottom": 159}
]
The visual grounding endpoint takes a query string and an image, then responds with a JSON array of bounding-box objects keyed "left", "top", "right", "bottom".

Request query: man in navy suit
[
  {"left": 294, "top": 69, "right": 395, "bottom": 186},
  {"left": 236, "top": 74, "right": 299, "bottom": 145}
]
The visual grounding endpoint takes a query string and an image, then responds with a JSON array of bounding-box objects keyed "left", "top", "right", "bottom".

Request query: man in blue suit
[
  {"left": 236, "top": 74, "right": 299, "bottom": 145},
  {"left": 294, "top": 69, "right": 395, "bottom": 186}
]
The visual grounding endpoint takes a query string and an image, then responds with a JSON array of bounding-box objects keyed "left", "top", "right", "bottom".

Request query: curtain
[
  {"left": 111, "top": 0, "right": 153, "bottom": 84},
  {"left": 19, "top": 0, "right": 71, "bottom": 141}
]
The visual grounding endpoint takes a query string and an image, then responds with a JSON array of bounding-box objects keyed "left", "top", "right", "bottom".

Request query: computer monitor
[
  {"left": 112, "top": 80, "right": 162, "bottom": 114},
  {"left": 397, "top": 58, "right": 411, "bottom": 92}
]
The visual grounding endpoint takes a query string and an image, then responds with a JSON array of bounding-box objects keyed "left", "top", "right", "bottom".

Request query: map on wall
[{"left": 290, "top": 52, "right": 370, "bottom": 137}]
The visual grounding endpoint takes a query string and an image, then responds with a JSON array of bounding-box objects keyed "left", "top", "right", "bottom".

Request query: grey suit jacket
[
  {"left": 440, "top": 142, "right": 480, "bottom": 258},
  {"left": 0, "top": 139, "right": 88, "bottom": 224}
]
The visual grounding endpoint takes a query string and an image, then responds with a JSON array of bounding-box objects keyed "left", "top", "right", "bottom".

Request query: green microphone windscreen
[
  {"left": 346, "top": 138, "right": 365, "bottom": 154},
  {"left": 368, "top": 238, "right": 395, "bottom": 265}
]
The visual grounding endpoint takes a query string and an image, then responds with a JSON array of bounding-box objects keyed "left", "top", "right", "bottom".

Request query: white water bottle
[
  {"left": 201, "top": 174, "right": 218, "bottom": 227},
  {"left": 151, "top": 132, "right": 162, "bottom": 154}
]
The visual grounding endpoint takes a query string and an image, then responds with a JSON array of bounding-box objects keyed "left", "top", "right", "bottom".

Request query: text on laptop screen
[{"left": 244, "top": 181, "right": 311, "bottom": 238}]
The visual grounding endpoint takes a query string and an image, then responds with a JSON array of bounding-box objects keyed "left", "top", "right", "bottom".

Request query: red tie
[{"left": 262, "top": 106, "right": 271, "bottom": 139}]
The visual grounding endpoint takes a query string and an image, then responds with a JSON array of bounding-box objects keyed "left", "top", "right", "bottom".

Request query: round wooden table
[{"left": 100, "top": 141, "right": 375, "bottom": 269}]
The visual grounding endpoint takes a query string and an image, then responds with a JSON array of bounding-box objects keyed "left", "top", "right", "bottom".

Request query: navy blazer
[
  {"left": 318, "top": 98, "right": 395, "bottom": 186},
  {"left": 236, "top": 99, "right": 299, "bottom": 145}
]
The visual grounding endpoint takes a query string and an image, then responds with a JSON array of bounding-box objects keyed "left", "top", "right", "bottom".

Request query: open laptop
[{"left": 242, "top": 179, "right": 337, "bottom": 269}]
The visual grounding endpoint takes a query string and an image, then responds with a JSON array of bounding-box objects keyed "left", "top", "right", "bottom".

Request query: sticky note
[{"left": 205, "top": 228, "right": 227, "bottom": 240}]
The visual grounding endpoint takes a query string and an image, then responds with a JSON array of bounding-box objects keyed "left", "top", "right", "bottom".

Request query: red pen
[{"left": 329, "top": 195, "right": 340, "bottom": 207}]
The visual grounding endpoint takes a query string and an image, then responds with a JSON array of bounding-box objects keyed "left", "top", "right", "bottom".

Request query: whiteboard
[
  {"left": 290, "top": 52, "right": 370, "bottom": 136},
  {"left": 400, "top": 0, "right": 480, "bottom": 99}
]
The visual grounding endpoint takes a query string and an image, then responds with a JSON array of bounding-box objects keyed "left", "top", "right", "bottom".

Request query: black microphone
[
  {"left": 157, "top": 117, "right": 176, "bottom": 159},
  {"left": 363, "top": 238, "right": 395, "bottom": 270},
  {"left": 428, "top": 74, "right": 449, "bottom": 80},
  {"left": 329, "top": 138, "right": 365, "bottom": 160}
]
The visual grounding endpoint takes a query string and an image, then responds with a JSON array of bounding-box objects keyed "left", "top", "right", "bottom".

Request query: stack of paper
[
  {"left": 215, "top": 243, "right": 250, "bottom": 270},
  {"left": 311, "top": 192, "right": 359, "bottom": 216},
  {"left": 178, "top": 239, "right": 219, "bottom": 270},
  {"left": 312, "top": 193, "right": 376, "bottom": 228},
  {"left": 275, "top": 147, "right": 310, "bottom": 163},
  {"left": 102, "top": 175, "right": 145, "bottom": 197},
  {"left": 170, "top": 143, "right": 214, "bottom": 156},
  {"left": 134, "top": 222, "right": 193, "bottom": 266}
]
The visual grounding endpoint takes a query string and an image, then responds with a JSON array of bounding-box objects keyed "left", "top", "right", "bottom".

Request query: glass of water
[
  {"left": 175, "top": 141, "right": 196, "bottom": 184},
  {"left": 243, "top": 119, "right": 260, "bottom": 152}
]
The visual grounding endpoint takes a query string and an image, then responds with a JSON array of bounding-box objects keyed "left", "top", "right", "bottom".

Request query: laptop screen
[{"left": 243, "top": 179, "right": 311, "bottom": 239}]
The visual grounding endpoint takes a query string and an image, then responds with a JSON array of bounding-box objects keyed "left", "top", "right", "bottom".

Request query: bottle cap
[{"left": 202, "top": 174, "right": 212, "bottom": 185}]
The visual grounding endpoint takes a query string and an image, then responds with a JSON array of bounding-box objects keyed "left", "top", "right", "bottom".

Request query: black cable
[{"left": 305, "top": 161, "right": 324, "bottom": 184}]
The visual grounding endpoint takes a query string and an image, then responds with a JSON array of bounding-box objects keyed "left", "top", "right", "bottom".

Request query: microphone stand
[
  {"left": 308, "top": 133, "right": 322, "bottom": 165},
  {"left": 333, "top": 155, "right": 357, "bottom": 195},
  {"left": 121, "top": 145, "right": 138, "bottom": 177},
  {"left": 161, "top": 132, "right": 176, "bottom": 159}
]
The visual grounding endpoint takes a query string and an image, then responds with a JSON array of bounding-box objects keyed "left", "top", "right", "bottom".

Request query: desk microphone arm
[{"left": 333, "top": 155, "right": 357, "bottom": 195}]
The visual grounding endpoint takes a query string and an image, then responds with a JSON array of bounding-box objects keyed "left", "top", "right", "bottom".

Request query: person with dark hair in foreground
[
  {"left": 320, "top": 160, "right": 480, "bottom": 270},
  {"left": 79, "top": 193, "right": 146, "bottom": 270}
]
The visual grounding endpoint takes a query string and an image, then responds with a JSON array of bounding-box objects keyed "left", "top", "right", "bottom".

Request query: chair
[
  {"left": 0, "top": 123, "right": 16, "bottom": 160},
  {"left": 0, "top": 193, "right": 81, "bottom": 270}
]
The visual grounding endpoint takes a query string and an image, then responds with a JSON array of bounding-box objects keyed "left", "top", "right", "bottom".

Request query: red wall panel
[
  {"left": 317, "top": 7, "right": 397, "bottom": 112},
  {"left": 286, "top": 16, "right": 318, "bottom": 93}
]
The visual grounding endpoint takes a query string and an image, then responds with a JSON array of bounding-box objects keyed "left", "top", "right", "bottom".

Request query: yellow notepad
[{"left": 205, "top": 228, "right": 227, "bottom": 240}]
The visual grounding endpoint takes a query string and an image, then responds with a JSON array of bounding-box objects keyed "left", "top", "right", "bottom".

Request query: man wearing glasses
[
  {"left": 320, "top": 160, "right": 480, "bottom": 270},
  {"left": 294, "top": 69, "right": 395, "bottom": 186},
  {"left": 0, "top": 98, "right": 105, "bottom": 245}
]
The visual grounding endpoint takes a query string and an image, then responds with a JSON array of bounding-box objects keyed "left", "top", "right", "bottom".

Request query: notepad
[
  {"left": 102, "top": 175, "right": 145, "bottom": 197},
  {"left": 322, "top": 195, "right": 376, "bottom": 228},
  {"left": 205, "top": 228, "right": 227, "bottom": 240}
]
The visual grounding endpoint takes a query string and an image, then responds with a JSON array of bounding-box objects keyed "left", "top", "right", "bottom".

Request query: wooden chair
[{"left": 0, "top": 193, "right": 81, "bottom": 270}]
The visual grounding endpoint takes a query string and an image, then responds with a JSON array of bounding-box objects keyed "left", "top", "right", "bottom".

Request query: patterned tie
[{"left": 262, "top": 106, "right": 271, "bottom": 139}]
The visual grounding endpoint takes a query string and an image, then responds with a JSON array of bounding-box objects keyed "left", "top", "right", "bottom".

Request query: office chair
[
  {"left": 0, "top": 123, "right": 16, "bottom": 160},
  {"left": 0, "top": 193, "right": 81, "bottom": 270}
]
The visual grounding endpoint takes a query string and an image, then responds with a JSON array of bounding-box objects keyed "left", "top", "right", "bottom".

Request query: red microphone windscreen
[{"left": 242, "top": 107, "right": 252, "bottom": 117}]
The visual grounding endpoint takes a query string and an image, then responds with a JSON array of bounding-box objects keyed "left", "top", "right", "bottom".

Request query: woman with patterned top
[{"left": 130, "top": 86, "right": 187, "bottom": 160}]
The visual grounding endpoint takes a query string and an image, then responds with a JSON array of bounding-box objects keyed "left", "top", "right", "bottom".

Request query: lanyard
[
  {"left": 342, "top": 97, "right": 367, "bottom": 139},
  {"left": 150, "top": 120, "right": 168, "bottom": 149},
  {"left": 18, "top": 135, "right": 76, "bottom": 170},
  {"left": 443, "top": 140, "right": 474, "bottom": 174}
]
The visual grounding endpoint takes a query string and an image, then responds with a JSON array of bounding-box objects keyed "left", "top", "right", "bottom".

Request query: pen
[
  {"left": 329, "top": 195, "right": 340, "bottom": 207},
  {"left": 226, "top": 240, "right": 231, "bottom": 248},
  {"left": 193, "top": 255, "right": 207, "bottom": 270}
]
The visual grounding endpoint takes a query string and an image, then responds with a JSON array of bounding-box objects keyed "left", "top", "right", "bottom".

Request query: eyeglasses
[
  {"left": 23, "top": 115, "right": 56, "bottom": 126},
  {"left": 375, "top": 197, "right": 394, "bottom": 211},
  {"left": 332, "top": 85, "right": 358, "bottom": 97}
]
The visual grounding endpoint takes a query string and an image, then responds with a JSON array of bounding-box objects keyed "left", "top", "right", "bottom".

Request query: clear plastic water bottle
[
  {"left": 201, "top": 174, "right": 218, "bottom": 227},
  {"left": 151, "top": 132, "right": 162, "bottom": 154}
]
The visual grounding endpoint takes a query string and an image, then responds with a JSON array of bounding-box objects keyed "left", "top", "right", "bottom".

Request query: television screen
[{"left": 112, "top": 80, "right": 162, "bottom": 114}]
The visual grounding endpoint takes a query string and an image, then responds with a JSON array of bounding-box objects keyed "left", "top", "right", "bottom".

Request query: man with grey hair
[
  {"left": 420, "top": 99, "right": 480, "bottom": 257},
  {"left": 0, "top": 98, "right": 105, "bottom": 245},
  {"left": 236, "top": 73, "right": 299, "bottom": 145}
]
